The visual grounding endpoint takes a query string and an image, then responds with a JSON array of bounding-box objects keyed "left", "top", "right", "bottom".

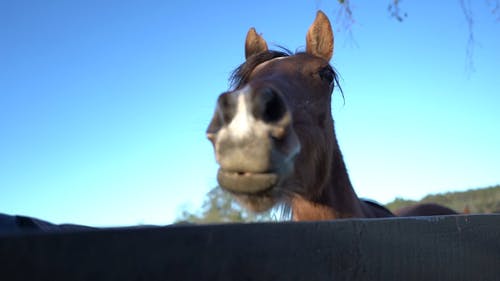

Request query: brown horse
[{"left": 206, "top": 11, "right": 457, "bottom": 221}]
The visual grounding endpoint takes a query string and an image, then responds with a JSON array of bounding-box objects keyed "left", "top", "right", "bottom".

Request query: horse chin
[{"left": 232, "top": 193, "right": 277, "bottom": 213}]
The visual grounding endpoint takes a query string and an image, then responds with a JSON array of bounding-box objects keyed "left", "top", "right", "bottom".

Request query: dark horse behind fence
[{"left": 206, "top": 11, "right": 457, "bottom": 221}]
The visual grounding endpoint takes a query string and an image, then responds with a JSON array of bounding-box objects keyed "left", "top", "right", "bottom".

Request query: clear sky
[{"left": 1, "top": 1, "right": 499, "bottom": 226}]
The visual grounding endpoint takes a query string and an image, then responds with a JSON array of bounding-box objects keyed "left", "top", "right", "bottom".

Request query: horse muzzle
[{"left": 207, "top": 85, "right": 300, "bottom": 194}]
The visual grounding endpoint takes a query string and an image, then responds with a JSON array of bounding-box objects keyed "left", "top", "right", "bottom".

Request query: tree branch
[
  {"left": 460, "top": 0, "right": 476, "bottom": 73},
  {"left": 388, "top": 0, "right": 408, "bottom": 22}
]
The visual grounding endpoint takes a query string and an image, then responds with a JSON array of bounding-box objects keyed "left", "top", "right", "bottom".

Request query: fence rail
[{"left": 1, "top": 214, "right": 499, "bottom": 281}]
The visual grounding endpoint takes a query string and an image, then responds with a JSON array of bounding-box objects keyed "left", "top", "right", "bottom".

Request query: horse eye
[{"left": 319, "top": 67, "right": 334, "bottom": 84}]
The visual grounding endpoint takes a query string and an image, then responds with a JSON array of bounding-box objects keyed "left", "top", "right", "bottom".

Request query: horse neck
[{"left": 291, "top": 142, "right": 365, "bottom": 221}]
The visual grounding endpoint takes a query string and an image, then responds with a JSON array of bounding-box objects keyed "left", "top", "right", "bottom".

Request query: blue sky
[{"left": 1, "top": 1, "right": 499, "bottom": 226}]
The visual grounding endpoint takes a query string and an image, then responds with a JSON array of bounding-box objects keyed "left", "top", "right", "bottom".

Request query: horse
[{"left": 206, "top": 11, "right": 457, "bottom": 221}]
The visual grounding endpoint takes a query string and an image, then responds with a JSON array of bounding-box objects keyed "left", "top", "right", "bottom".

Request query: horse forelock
[
  {"left": 229, "top": 50, "right": 292, "bottom": 89},
  {"left": 230, "top": 49, "right": 344, "bottom": 101}
]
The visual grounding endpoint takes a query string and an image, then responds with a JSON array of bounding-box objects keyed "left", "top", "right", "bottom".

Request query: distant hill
[{"left": 385, "top": 185, "right": 500, "bottom": 214}]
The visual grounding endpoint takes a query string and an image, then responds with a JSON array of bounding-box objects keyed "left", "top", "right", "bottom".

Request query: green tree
[{"left": 175, "top": 187, "right": 277, "bottom": 224}]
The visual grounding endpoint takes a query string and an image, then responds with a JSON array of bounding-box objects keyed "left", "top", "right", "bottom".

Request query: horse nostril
[
  {"left": 252, "top": 87, "right": 287, "bottom": 123},
  {"left": 217, "top": 92, "right": 237, "bottom": 124}
]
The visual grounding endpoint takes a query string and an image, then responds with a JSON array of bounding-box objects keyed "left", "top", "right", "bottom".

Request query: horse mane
[{"left": 230, "top": 49, "right": 343, "bottom": 99}]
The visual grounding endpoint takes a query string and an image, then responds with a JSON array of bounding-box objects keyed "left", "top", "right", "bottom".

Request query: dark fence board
[{"left": 1, "top": 214, "right": 499, "bottom": 281}]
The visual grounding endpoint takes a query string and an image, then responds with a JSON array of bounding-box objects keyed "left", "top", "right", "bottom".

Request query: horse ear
[
  {"left": 245, "top": 28, "right": 268, "bottom": 60},
  {"left": 306, "top": 11, "right": 334, "bottom": 61}
]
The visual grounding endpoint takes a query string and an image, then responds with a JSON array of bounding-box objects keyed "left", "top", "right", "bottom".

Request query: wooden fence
[{"left": 1, "top": 214, "right": 499, "bottom": 281}]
